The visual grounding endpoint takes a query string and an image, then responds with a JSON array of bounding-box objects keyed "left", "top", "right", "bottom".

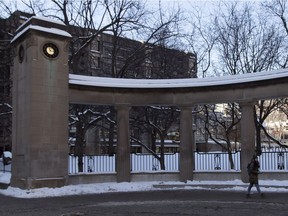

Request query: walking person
[{"left": 246, "top": 155, "right": 264, "bottom": 198}]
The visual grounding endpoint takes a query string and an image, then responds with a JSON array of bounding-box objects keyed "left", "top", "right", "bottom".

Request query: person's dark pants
[{"left": 247, "top": 183, "right": 261, "bottom": 194}]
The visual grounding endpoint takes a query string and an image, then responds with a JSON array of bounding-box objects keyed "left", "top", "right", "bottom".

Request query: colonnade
[
  {"left": 115, "top": 103, "right": 255, "bottom": 183},
  {"left": 11, "top": 16, "right": 288, "bottom": 189}
]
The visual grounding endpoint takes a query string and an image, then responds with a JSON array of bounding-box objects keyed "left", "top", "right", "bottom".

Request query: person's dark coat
[{"left": 248, "top": 160, "right": 260, "bottom": 184}]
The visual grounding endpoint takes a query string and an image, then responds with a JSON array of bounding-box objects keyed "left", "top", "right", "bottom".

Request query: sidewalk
[
  {"left": 0, "top": 176, "right": 287, "bottom": 199},
  {"left": 153, "top": 181, "right": 288, "bottom": 190},
  {"left": 1, "top": 188, "right": 288, "bottom": 216},
  {"left": 1, "top": 168, "right": 288, "bottom": 198}
]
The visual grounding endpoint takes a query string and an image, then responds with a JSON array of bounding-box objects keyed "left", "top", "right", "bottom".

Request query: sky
[{"left": 145, "top": 0, "right": 266, "bottom": 11}]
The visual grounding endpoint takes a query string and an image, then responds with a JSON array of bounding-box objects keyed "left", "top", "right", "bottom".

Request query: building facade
[{"left": 0, "top": 11, "right": 34, "bottom": 154}]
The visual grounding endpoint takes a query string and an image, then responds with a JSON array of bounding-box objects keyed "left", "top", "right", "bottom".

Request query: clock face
[{"left": 43, "top": 43, "right": 59, "bottom": 59}]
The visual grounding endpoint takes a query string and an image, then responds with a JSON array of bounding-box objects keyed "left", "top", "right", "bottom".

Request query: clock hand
[{"left": 47, "top": 47, "right": 54, "bottom": 54}]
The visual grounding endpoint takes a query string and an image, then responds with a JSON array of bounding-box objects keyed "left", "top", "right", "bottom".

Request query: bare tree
[
  {"left": 184, "top": 5, "right": 216, "bottom": 78},
  {"left": 263, "top": 0, "right": 288, "bottom": 36},
  {"left": 213, "top": 2, "right": 283, "bottom": 75},
  {"left": 130, "top": 106, "right": 180, "bottom": 170},
  {"left": 255, "top": 99, "right": 288, "bottom": 149},
  {"left": 208, "top": 2, "right": 288, "bottom": 157},
  {"left": 69, "top": 104, "right": 116, "bottom": 171},
  {"left": 199, "top": 104, "right": 241, "bottom": 169}
]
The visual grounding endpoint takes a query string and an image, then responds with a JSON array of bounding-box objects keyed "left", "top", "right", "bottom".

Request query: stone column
[
  {"left": 179, "top": 106, "right": 194, "bottom": 182},
  {"left": 116, "top": 105, "right": 131, "bottom": 182},
  {"left": 11, "top": 17, "right": 71, "bottom": 189},
  {"left": 240, "top": 101, "right": 256, "bottom": 183}
]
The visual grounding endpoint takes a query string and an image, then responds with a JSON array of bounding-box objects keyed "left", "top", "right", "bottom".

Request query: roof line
[{"left": 69, "top": 68, "right": 288, "bottom": 89}]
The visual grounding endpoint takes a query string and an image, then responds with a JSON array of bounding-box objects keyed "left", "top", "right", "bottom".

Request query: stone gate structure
[{"left": 11, "top": 16, "right": 288, "bottom": 189}]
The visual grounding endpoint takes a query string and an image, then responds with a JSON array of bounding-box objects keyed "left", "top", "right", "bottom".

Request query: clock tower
[{"left": 11, "top": 17, "right": 71, "bottom": 189}]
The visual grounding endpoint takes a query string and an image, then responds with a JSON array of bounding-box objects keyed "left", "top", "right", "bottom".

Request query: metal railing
[
  {"left": 0, "top": 160, "right": 11, "bottom": 173},
  {"left": 260, "top": 149, "right": 288, "bottom": 171},
  {"left": 0, "top": 152, "right": 12, "bottom": 173},
  {"left": 194, "top": 152, "right": 241, "bottom": 171},
  {"left": 131, "top": 153, "right": 179, "bottom": 172},
  {"left": 69, "top": 155, "right": 116, "bottom": 174},
  {"left": 68, "top": 148, "right": 288, "bottom": 174}
]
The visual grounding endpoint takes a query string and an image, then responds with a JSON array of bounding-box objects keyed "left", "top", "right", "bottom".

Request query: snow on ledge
[
  {"left": 11, "top": 16, "right": 71, "bottom": 44},
  {"left": 69, "top": 68, "right": 288, "bottom": 89},
  {"left": 11, "top": 25, "right": 71, "bottom": 44},
  {"left": 15, "top": 16, "right": 66, "bottom": 33}
]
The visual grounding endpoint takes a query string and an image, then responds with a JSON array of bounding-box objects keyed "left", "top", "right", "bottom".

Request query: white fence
[
  {"left": 69, "top": 155, "right": 116, "bottom": 173},
  {"left": 131, "top": 153, "right": 179, "bottom": 172},
  {"left": 0, "top": 158, "right": 11, "bottom": 173},
  {"left": 195, "top": 152, "right": 241, "bottom": 171},
  {"left": 68, "top": 153, "right": 179, "bottom": 174},
  {"left": 68, "top": 148, "right": 288, "bottom": 174},
  {"left": 260, "top": 150, "right": 288, "bottom": 171}
]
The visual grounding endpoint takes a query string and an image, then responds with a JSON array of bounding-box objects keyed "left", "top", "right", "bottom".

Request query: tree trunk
[
  {"left": 160, "top": 134, "right": 165, "bottom": 170},
  {"left": 108, "top": 108, "right": 115, "bottom": 156},
  {"left": 254, "top": 103, "right": 262, "bottom": 156},
  {"left": 75, "top": 124, "right": 85, "bottom": 172},
  {"left": 228, "top": 149, "right": 235, "bottom": 170},
  {"left": 151, "top": 130, "right": 156, "bottom": 153},
  {"left": 108, "top": 122, "right": 115, "bottom": 156},
  {"left": 255, "top": 125, "right": 262, "bottom": 156}
]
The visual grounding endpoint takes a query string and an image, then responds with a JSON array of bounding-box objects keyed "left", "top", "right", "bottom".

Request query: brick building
[
  {"left": 71, "top": 25, "right": 196, "bottom": 79},
  {"left": 0, "top": 11, "right": 34, "bottom": 153}
]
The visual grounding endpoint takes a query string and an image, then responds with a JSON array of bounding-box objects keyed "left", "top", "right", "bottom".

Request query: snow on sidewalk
[{"left": 0, "top": 171, "right": 288, "bottom": 198}]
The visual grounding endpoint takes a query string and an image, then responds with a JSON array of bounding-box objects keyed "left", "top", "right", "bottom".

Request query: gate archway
[{"left": 11, "top": 16, "right": 288, "bottom": 189}]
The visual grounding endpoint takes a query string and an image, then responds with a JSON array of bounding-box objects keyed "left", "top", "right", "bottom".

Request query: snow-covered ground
[{"left": 0, "top": 172, "right": 288, "bottom": 199}]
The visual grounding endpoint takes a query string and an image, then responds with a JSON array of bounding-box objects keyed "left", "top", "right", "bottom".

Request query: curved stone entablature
[{"left": 69, "top": 68, "right": 288, "bottom": 106}]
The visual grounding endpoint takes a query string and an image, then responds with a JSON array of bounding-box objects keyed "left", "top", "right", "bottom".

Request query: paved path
[{"left": 0, "top": 189, "right": 287, "bottom": 216}]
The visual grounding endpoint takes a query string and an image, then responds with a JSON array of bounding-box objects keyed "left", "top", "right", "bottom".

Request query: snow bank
[{"left": 0, "top": 173, "right": 288, "bottom": 199}]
